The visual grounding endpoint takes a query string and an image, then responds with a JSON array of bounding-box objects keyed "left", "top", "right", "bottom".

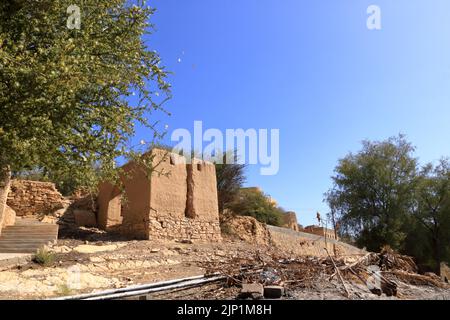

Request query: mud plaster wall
[
  {"left": 282, "top": 212, "right": 300, "bottom": 232},
  {"left": 304, "top": 226, "right": 337, "bottom": 240},
  {"left": 268, "top": 225, "right": 364, "bottom": 257},
  {"left": 0, "top": 174, "right": 11, "bottom": 236},
  {"left": 441, "top": 263, "right": 450, "bottom": 283},
  {"left": 97, "top": 182, "right": 122, "bottom": 230},
  {"left": 147, "top": 150, "right": 221, "bottom": 241},
  {"left": 7, "top": 180, "right": 65, "bottom": 217},
  {"left": 98, "top": 149, "right": 221, "bottom": 242}
]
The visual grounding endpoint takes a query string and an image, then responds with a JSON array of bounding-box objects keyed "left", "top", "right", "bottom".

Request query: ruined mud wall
[
  {"left": 282, "top": 211, "right": 300, "bottom": 232},
  {"left": 221, "top": 215, "right": 272, "bottom": 245},
  {"left": 97, "top": 149, "right": 222, "bottom": 242},
  {"left": 7, "top": 180, "right": 65, "bottom": 216},
  {"left": 147, "top": 150, "right": 221, "bottom": 242},
  {"left": 0, "top": 172, "right": 11, "bottom": 235},
  {"left": 304, "top": 226, "right": 337, "bottom": 240},
  {"left": 268, "top": 225, "right": 364, "bottom": 257}
]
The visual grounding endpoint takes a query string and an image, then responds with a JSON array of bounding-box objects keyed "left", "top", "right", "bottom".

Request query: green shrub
[
  {"left": 229, "top": 188, "right": 284, "bottom": 226},
  {"left": 57, "top": 284, "right": 73, "bottom": 296},
  {"left": 33, "top": 248, "right": 55, "bottom": 267}
]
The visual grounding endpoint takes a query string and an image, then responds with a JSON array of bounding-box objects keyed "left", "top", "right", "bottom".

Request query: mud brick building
[
  {"left": 97, "top": 148, "right": 222, "bottom": 242},
  {"left": 281, "top": 211, "right": 300, "bottom": 232},
  {"left": 304, "top": 225, "right": 338, "bottom": 240}
]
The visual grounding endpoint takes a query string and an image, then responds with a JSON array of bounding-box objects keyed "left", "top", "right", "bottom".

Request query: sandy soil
[{"left": 0, "top": 231, "right": 448, "bottom": 300}]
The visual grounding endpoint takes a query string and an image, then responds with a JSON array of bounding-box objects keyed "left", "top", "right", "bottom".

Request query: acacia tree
[
  {"left": 215, "top": 151, "right": 247, "bottom": 214},
  {"left": 413, "top": 159, "right": 450, "bottom": 271},
  {"left": 325, "top": 135, "right": 418, "bottom": 251},
  {"left": 0, "top": 0, "right": 170, "bottom": 220}
]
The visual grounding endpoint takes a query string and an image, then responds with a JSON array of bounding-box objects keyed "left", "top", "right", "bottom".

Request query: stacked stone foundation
[{"left": 148, "top": 216, "right": 221, "bottom": 242}]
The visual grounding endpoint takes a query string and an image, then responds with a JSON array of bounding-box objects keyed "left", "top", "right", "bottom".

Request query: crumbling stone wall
[
  {"left": 282, "top": 211, "right": 300, "bottom": 232},
  {"left": 7, "top": 180, "right": 65, "bottom": 217},
  {"left": 98, "top": 149, "right": 222, "bottom": 242},
  {"left": 221, "top": 215, "right": 272, "bottom": 245}
]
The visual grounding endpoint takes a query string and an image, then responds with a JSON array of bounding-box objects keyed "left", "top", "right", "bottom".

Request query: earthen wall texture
[
  {"left": 147, "top": 150, "right": 221, "bottom": 241},
  {"left": 282, "top": 212, "right": 300, "bottom": 232},
  {"left": 7, "top": 180, "right": 65, "bottom": 216},
  {"left": 304, "top": 226, "right": 337, "bottom": 240},
  {"left": 97, "top": 149, "right": 222, "bottom": 242},
  {"left": 268, "top": 225, "right": 363, "bottom": 257},
  {"left": 97, "top": 182, "right": 122, "bottom": 229},
  {"left": 0, "top": 205, "right": 15, "bottom": 232},
  {"left": 0, "top": 174, "right": 11, "bottom": 236},
  {"left": 441, "top": 263, "right": 450, "bottom": 283}
]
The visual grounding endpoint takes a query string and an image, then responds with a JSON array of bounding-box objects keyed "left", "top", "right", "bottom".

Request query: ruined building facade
[
  {"left": 97, "top": 149, "right": 222, "bottom": 242},
  {"left": 281, "top": 211, "right": 301, "bottom": 232},
  {"left": 304, "top": 225, "right": 338, "bottom": 240}
]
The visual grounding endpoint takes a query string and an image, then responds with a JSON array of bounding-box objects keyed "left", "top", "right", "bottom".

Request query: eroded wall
[
  {"left": 7, "top": 180, "right": 65, "bottom": 217},
  {"left": 97, "top": 149, "right": 222, "bottom": 242},
  {"left": 120, "top": 162, "right": 152, "bottom": 239},
  {"left": 282, "top": 211, "right": 300, "bottom": 232},
  {"left": 147, "top": 150, "right": 221, "bottom": 241},
  {"left": 97, "top": 182, "right": 123, "bottom": 230},
  {"left": 268, "top": 225, "right": 363, "bottom": 257},
  {"left": 304, "top": 225, "right": 337, "bottom": 240}
]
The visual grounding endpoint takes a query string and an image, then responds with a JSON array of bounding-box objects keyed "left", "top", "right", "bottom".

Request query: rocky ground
[{"left": 0, "top": 226, "right": 448, "bottom": 300}]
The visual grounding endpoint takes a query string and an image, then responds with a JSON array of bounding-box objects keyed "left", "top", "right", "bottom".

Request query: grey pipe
[{"left": 52, "top": 274, "right": 220, "bottom": 300}]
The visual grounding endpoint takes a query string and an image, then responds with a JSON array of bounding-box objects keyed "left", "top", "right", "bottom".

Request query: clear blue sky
[{"left": 133, "top": 0, "right": 450, "bottom": 227}]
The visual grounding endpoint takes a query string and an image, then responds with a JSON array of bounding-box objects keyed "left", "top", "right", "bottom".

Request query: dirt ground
[{"left": 0, "top": 228, "right": 448, "bottom": 300}]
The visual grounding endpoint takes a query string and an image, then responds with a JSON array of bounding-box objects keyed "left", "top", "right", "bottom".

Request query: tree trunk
[
  {"left": 0, "top": 166, "right": 12, "bottom": 234},
  {"left": 432, "top": 236, "right": 441, "bottom": 275}
]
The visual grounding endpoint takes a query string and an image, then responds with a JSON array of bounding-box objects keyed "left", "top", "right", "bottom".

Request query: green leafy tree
[
  {"left": 325, "top": 135, "right": 418, "bottom": 251},
  {"left": 214, "top": 151, "right": 247, "bottom": 214},
  {"left": 411, "top": 159, "right": 450, "bottom": 271},
  {"left": 0, "top": 1, "right": 170, "bottom": 220},
  {"left": 230, "top": 188, "right": 284, "bottom": 226}
]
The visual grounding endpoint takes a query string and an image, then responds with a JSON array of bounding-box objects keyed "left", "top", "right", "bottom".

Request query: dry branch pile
[{"left": 199, "top": 246, "right": 448, "bottom": 299}]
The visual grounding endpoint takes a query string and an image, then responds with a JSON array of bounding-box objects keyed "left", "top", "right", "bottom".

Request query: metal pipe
[{"left": 86, "top": 275, "right": 226, "bottom": 300}]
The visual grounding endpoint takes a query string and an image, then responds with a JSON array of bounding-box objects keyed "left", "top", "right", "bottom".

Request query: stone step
[
  {"left": 1, "top": 230, "right": 58, "bottom": 234},
  {"left": 0, "top": 222, "right": 59, "bottom": 253},
  {"left": 0, "top": 243, "right": 51, "bottom": 248},
  {"left": 4, "top": 229, "right": 58, "bottom": 233},
  {"left": 0, "top": 248, "right": 44, "bottom": 254},
  {"left": 6, "top": 225, "right": 58, "bottom": 228},
  {"left": 0, "top": 234, "right": 58, "bottom": 238},
  {"left": 0, "top": 233, "right": 57, "bottom": 238}
]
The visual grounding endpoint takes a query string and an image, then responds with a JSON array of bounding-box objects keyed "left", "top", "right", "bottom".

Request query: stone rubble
[{"left": 7, "top": 180, "right": 66, "bottom": 217}]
